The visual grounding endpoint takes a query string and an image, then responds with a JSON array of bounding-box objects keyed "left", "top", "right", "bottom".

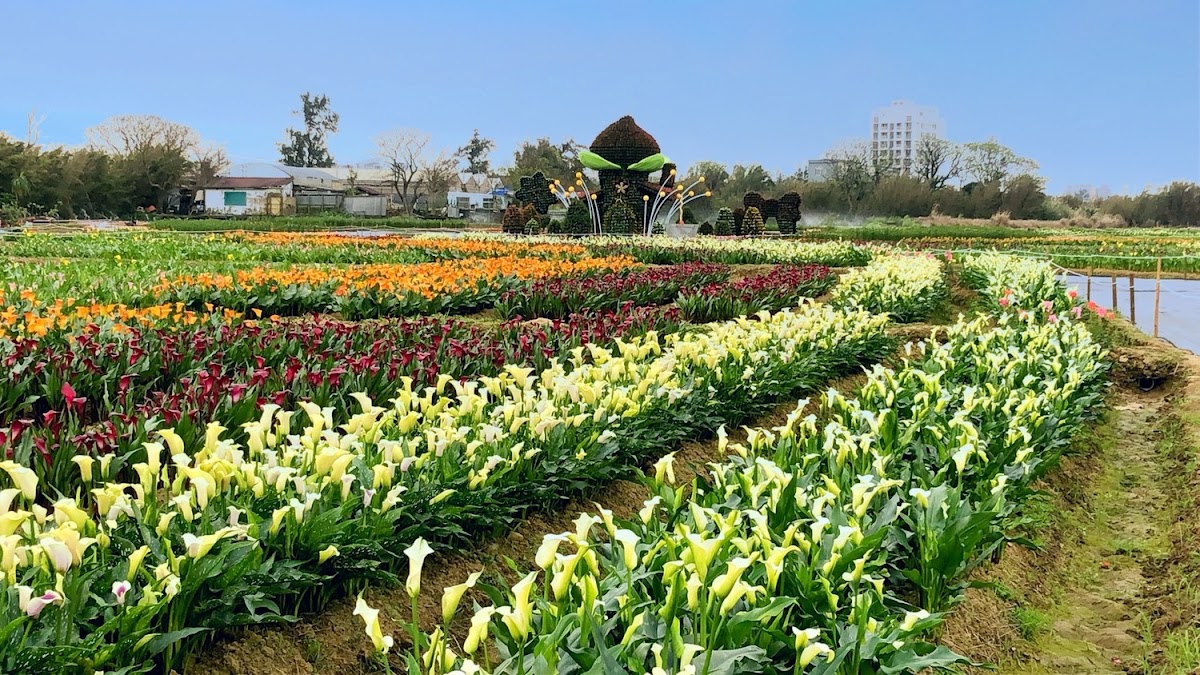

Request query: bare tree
[
  {"left": 25, "top": 109, "right": 46, "bottom": 146},
  {"left": 86, "top": 115, "right": 200, "bottom": 157},
  {"left": 419, "top": 151, "right": 459, "bottom": 213},
  {"left": 186, "top": 143, "right": 229, "bottom": 190},
  {"left": 913, "top": 136, "right": 962, "bottom": 189},
  {"left": 375, "top": 129, "right": 433, "bottom": 215},
  {"left": 825, "top": 140, "right": 875, "bottom": 212}
]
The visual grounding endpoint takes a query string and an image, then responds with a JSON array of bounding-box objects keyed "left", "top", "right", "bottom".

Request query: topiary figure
[
  {"left": 520, "top": 203, "right": 539, "bottom": 226},
  {"left": 743, "top": 191, "right": 766, "bottom": 216},
  {"left": 502, "top": 204, "right": 525, "bottom": 235},
  {"left": 733, "top": 207, "right": 745, "bottom": 236},
  {"left": 547, "top": 218, "right": 562, "bottom": 234},
  {"left": 743, "top": 206, "right": 765, "bottom": 236},
  {"left": 602, "top": 195, "right": 638, "bottom": 235},
  {"left": 698, "top": 221, "right": 714, "bottom": 235},
  {"left": 652, "top": 220, "right": 665, "bottom": 236},
  {"left": 762, "top": 198, "right": 779, "bottom": 223},
  {"left": 715, "top": 207, "right": 735, "bottom": 236},
  {"left": 682, "top": 206, "right": 697, "bottom": 224},
  {"left": 564, "top": 200, "right": 592, "bottom": 235},
  {"left": 524, "top": 218, "right": 543, "bottom": 235},
  {"left": 777, "top": 191, "right": 802, "bottom": 234},
  {"left": 582, "top": 116, "right": 668, "bottom": 234},
  {"left": 515, "top": 172, "right": 555, "bottom": 214}
]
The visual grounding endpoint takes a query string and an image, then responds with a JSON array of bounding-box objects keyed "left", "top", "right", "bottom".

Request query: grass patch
[{"left": 1012, "top": 607, "right": 1054, "bottom": 640}]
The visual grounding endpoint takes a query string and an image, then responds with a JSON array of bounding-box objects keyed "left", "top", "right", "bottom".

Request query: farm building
[
  {"left": 447, "top": 173, "right": 511, "bottom": 215},
  {"left": 198, "top": 176, "right": 293, "bottom": 216}
]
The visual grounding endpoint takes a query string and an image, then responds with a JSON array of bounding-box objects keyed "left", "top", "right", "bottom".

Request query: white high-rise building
[{"left": 871, "top": 100, "right": 945, "bottom": 174}]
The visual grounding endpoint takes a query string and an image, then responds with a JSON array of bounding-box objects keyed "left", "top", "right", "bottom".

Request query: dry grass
[{"left": 921, "top": 212, "right": 1129, "bottom": 230}]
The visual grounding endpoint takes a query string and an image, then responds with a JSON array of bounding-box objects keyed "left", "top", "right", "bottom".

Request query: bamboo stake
[
  {"left": 1128, "top": 273, "right": 1136, "bottom": 325},
  {"left": 1111, "top": 273, "right": 1117, "bottom": 311},
  {"left": 1086, "top": 266, "right": 1092, "bottom": 302},
  {"left": 1154, "top": 258, "right": 1162, "bottom": 337}
]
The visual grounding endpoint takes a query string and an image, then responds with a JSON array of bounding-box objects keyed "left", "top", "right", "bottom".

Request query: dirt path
[{"left": 1006, "top": 389, "right": 1169, "bottom": 674}]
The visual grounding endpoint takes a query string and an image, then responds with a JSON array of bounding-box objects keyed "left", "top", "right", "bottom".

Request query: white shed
[{"left": 200, "top": 177, "right": 294, "bottom": 216}]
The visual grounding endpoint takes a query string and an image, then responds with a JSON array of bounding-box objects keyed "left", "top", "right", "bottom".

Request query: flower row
[
  {"left": 675, "top": 265, "right": 835, "bottom": 323},
  {"left": 0, "top": 232, "right": 589, "bottom": 265},
  {"left": 495, "top": 263, "right": 730, "bottom": 320},
  {"left": 155, "top": 255, "right": 637, "bottom": 319},
  {"left": 0, "top": 304, "right": 895, "bottom": 673},
  {"left": 831, "top": 254, "right": 946, "bottom": 322},
  {"left": 425, "top": 234, "right": 874, "bottom": 267},
  {"left": 402, "top": 309, "right": 1108, "bottom": 674},
  {"left": 1, "top": 307, "right": 680, "bottom": 491}
]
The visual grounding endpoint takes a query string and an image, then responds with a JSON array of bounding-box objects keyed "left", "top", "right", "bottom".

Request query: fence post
[
  {"left": 1087, "top": 266, "right": 1092, "bottom": 302},
  {"left": 1111, "top": 273, "right": 1117, "bottom": 311},
  {"left": 1154, "top": 258, "right": 1162, "bottom": 337},
  {"left": 1128, "top": 273, "right": 1136, "bottom": 325}
]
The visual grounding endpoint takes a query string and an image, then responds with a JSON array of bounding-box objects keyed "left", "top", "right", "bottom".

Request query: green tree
[
  {"left": 683, "top": 160, "right": 730, "bottom": 194},
  {"left": 10, "top": 171, "right": 30, "bottom": 205},
  {"left": 278, "top": 92, "right": 339, "bottom": 167},
  {"left": 86, "top": 114, "right": 200, "bottom": 212},
  {"left": 962, "top": 138, "right": 1037, "bottom": 185},
  {"left": 999, "top": 174, "right": 1047, "bottom": 219},
  {"left": 505, "top": 138, "right": 583, "bottom": 184},
  {"left": 456, "top": 129, "right": 495, "bottom": 174}
]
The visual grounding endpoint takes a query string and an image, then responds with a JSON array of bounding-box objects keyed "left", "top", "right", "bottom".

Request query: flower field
[{"left": 0, "top": 231, "right": 1118, "bottom": 674}]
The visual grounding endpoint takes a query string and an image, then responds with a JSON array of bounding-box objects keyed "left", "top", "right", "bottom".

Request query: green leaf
[
  {"left": 136, "top": 627, "right": 210, "bottom": 657},
  {"left": 881, "top": 644, "right": 976, "bottom": 673},
  {"left": 579, "top": 150, "right": 622, "bottom": 171},
  {"left": 627, "top": 153, "right": 669, "bottom": 172}
]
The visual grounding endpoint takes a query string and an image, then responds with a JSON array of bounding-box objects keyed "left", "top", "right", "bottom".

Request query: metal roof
[{"left": 204, "top": 177, "right": 292, "bottom": 189}]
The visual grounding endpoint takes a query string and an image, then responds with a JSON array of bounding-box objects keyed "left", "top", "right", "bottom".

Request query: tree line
[
  {"left": 0, "top": 115, "right": 227, "bottom": 222},
  {"left": 2, "top": 95, "right": 1197, "bottom": 226}
]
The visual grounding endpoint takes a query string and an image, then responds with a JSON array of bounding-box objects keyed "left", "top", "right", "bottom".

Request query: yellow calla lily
[
  {"left": 0, "top": 461, "right": 37, "bottom": 501},
  {"left": 352, "top": 596, "right": 394, "bottom": 654},
  {"left": 441, "top": 571, "right": 482, "bottom": 624}
]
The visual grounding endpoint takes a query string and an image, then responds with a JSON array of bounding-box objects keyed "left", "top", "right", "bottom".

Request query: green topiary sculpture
[
  {"left": 565, "top": 200, "right": 592, "bottom": 235},
  {"left": 714, "top": 207, "right": 735, "bottom": 236},
  {"left": 515, "top": 172, "right": 556, "bottom": 214},
  {"left": 777, "top": 192, "right": 802, "bottom": 234},
  {"left": 601, "top": 196, "right": 638, "bottom": 235},
  {"left": 743, "top": 206, "right": 765, "bottom": 236},
  {"left": 502, "top": 204, "right": 525, "bottom": 235}
]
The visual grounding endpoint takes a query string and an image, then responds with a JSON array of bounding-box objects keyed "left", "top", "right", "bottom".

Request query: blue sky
[{"left": 1, "top": 0, "right": 1197, "bottom": 193}]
